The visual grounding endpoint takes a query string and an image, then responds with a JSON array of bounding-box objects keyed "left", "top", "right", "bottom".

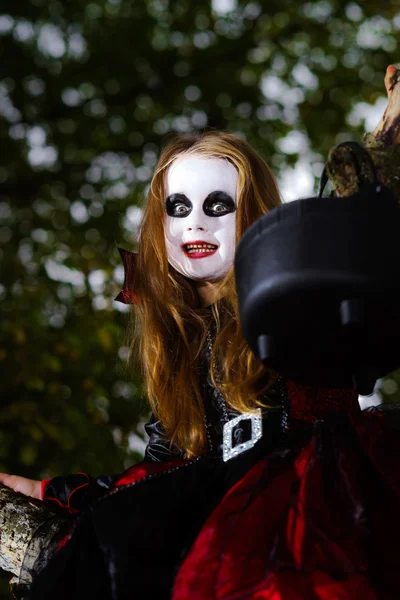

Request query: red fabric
[
  {"left": 173, "top": 382, "right": 400, "bottom": 599},
  {"left": 235, "top": 572, "right": 378, "bottom": 600},
  {"left": 41, "top": 479, "right": 51, "bottom": 501},
  {"left": 114, "top": 248, "right": 138, "bottom": 304},
  {"left": 285, "top": 380, "right": 360, "bottom": 422},
  {"left": 113, "top": 457, "right": 188, "bottom": 488},
  {"left": 57, "top": 532, "right": 71, "bottom": 551},
  {"left": 116, "top": 288, "right": 138, "bottom": 304}
]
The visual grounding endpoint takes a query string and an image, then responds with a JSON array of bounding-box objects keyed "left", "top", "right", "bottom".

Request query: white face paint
[{"left": 164, "top": 155, "right": 238, "bottom": 282}]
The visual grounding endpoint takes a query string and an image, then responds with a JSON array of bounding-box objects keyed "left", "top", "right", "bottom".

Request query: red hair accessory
[{"left": 114, "top": 247, "right": 138, "bottom": 304}]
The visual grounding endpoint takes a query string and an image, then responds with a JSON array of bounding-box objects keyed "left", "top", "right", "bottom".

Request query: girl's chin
[
  {"left": 184, "top": 260, "right": 232, "bottom": 281},
  {"left": 168, "top": 257, "right": 232, "bottom": 281},
  {"left": 186, "top": 269, "right": 228, "bottom": 282}
]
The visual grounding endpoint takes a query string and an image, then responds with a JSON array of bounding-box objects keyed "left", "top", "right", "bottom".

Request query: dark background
[{"left": 1, "top": 0, "right": 400, "bottom": 595}]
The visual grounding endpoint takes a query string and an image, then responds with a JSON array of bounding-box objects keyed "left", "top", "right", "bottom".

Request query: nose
[
  {"left": 186, "top": 208, "right": 208, "bottom": 232},
  {"left": 187, "top": 223, "right": 207, "bottom": 231}
]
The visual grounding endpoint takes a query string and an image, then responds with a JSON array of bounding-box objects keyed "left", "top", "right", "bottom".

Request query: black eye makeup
[
  {"left": 165, "top": 191, "right": 236, "bottom": 218},
  {"left": 166, "top": 193, "right": 192, "bottom": 218},
  {"left": 203, "top": 191, "right": 236, "bottom": 217}
]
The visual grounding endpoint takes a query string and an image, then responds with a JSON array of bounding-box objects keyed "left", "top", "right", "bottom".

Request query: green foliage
[{"left": 1, "top": 0, "right": 400, "bottom": 594}]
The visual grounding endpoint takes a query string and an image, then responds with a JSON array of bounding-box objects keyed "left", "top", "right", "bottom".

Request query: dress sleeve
[
  {"left": 41, "top": 415, "right": 183, "bottom": 513},
  {"left": 42, "top": 472, "right": 119, "bottom": 514}
]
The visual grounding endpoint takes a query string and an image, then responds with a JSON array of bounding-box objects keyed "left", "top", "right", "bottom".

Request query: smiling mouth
[{"left": 182, "top": 242, "right": 219, "bottom": 258}]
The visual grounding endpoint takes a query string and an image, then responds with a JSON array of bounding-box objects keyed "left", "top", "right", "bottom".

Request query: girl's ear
[{"left": 114, "top": 247, "right": 139, "bottom": 305}]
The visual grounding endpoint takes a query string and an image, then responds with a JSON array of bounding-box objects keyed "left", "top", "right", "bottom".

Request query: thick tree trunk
[
  {"left": 326, "top": 64, "right": 400, "bottom": 198},
  {"left": 0, "top": 484, "right": 66, "bottom": 598}
]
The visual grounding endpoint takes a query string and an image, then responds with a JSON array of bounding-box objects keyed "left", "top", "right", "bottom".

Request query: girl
[{"left": 2, "top": 131, "right": 400, "bottom": 600}]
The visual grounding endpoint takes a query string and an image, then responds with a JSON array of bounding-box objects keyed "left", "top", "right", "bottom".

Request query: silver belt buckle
[{"left": 222, "top": 409, "right": 263, "bottom": 462}]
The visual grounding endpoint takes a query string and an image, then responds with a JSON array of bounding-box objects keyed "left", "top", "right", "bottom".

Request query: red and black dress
[{"left": 27, "top": 378, "right": 400, "bottom": 600}]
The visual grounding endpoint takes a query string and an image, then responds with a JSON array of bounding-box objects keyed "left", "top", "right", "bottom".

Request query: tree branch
[
  {"left": 0, "top": 484, "right": 66, "bottom": 598},
  {"left": 326, "top": 64, "right": 400, "bottom": 198}
]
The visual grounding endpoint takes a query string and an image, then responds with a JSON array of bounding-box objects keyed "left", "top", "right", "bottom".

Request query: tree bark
[
  {"left": 326, "top": 64, "right": 400, "bottom": 198},
  {"left": 0, "top": 483, "right": 66, "bottom": 598}
]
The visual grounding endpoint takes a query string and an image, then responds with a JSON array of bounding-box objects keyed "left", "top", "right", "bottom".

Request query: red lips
[{"left": 182, "top": 240, "right": 218, "bottom": 259}]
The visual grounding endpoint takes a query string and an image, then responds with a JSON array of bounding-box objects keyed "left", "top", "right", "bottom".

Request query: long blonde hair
[{"left": 130, "top": 131, "right": 282, "bottom": 458}]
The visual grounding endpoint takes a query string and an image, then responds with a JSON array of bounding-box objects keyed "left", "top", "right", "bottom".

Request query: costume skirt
[
  {"left": 28, "top": 388, "right": 400, "bottom": 600},
  {"left": 173, "top": 406, "right": 400, "bottom": 599}
]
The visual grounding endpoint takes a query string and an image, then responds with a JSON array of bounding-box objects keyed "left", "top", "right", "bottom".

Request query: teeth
[
  {"left": 187, "top": 248, "right": 215, "bottom": 253},
  {"left": 185, "top": 243, "right": 217, "bottom": 250}
]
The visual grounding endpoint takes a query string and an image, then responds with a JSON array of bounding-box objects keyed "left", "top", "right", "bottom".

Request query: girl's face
[{"left": 164, "top": 155, "right": 238, "bottom": 282}]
